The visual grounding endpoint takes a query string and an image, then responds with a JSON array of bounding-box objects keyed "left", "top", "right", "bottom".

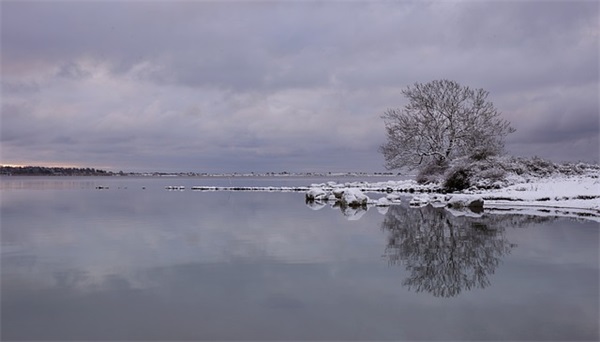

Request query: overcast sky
[{"left": 1, "top": 0, "right": 598, "bottom": 172}]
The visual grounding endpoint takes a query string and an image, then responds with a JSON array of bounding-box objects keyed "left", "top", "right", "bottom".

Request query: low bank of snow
[
  {"left": 470, "top": 175, "right": 600, "bottom": 216},
  {"left": 304, "top": 172, "right": 600, "bottom": 222},
  {"left": 182, "top": 166, "right": 599, "bottom": 221}
]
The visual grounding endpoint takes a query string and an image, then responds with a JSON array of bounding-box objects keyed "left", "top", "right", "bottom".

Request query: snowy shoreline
[
  {"left": 178, "top": 171, "right": 599, "bottom": 222},
  {"left": 302, "top": 173, "right": 600, "bottom": 222}
]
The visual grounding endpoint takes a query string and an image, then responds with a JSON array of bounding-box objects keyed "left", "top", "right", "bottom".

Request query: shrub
[
  {"left": 522, "top": 156, "right": 557, "bottom": 176},
  {"left": 443, "top": 166, "right": 471, "bottom": 192}
]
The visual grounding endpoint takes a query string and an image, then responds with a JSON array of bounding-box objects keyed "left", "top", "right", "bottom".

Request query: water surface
[{"left": 1, "top": 176, "right": 598, "bottom": 340}]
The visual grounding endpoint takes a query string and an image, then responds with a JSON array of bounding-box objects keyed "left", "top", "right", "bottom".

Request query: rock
[
  {"left": 377, "top": 194, "right": 402, "bottom": 207},
  {"left": 306, "top": 187, "right": 328, "bottom": 201},
  {"left": 446, "top": 195, "right": 484, "bottom": 213},
  {"left": 340, "top": 188, "right": 369, "bottom": 207},
  {"left": 429, "top": 194, "right": 449, "bottom": 208},
  {"left": 332, "top": 188, "right": 345, "bottom": 199}
]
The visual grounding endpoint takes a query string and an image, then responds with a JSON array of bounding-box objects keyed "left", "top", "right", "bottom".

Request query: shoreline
[
  {"left": 301, "top": 173, "right": 600, "bottom": 222},
  {"left": 177, "top": 175, "right": 599, "bottom": 222}
]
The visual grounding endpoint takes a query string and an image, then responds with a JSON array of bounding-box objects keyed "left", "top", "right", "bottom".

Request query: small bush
[{"left": 443, "top": 167, "right": 471, "bottom": 192}]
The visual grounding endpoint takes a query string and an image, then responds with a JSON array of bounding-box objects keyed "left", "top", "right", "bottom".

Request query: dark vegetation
[{"left": 0, "top": 166, "right": 113, "bottom": 176}]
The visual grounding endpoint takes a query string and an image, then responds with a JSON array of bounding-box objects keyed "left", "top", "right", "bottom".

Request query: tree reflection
[
  {"left": 381, "top": 205, "right": 550, "bottom": 297},
  {"left": 306, "top": 199, "right": 369, "bottom": 221}
]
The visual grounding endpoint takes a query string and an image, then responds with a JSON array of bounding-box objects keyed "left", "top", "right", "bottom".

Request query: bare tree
[{"left": 380, "top": 80, "right": 515, "bottom": 170}]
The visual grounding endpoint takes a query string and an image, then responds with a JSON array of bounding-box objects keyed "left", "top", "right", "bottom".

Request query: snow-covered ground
[
  {"left": 468, "top": 174, "right": 599, "bottom": 215},
  {"left": 304, "top": 172, "right": 600, "bottom": 222},
  {"left": 181, "top": 167, "right": 599, "bottom": 222}
]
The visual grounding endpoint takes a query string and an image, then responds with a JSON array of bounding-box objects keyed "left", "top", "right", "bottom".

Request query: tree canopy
[{"left": 380, "top": 80, "right": 515, "bottom": 170}]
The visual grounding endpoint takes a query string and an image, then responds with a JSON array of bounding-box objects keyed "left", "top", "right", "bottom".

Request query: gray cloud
[{"left": 1, "top": 0, "right": 598, "bottom": 171}]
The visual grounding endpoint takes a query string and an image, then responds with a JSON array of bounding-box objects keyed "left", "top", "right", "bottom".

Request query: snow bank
[
  {"left": 188, "top": 166, "right": 599, "bottom": 222},
  {"left": 467, "top": 174, "right": 600, "bottom": 218},
  {"left": 304, "top": 171, "right": 600, "bottom": 221}
]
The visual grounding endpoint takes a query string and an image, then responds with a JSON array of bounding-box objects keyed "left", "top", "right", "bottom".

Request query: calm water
[{"left": 1, "top": 176, "right": 598, "bottom": 340}]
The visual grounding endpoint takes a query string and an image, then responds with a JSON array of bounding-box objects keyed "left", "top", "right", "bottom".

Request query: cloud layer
[{"left": 2, "top": 1, "right": 598, "bottom": 172}]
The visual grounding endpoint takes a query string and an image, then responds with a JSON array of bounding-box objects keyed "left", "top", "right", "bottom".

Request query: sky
[{"left": 1, "top": 0, "right": 598, "bottom": 173}]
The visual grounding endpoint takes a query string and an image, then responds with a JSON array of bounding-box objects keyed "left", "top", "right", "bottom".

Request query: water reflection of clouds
[
  {"left": 1, "top": 191, "right": 385, "bottom": 292},
  {"left": 3, "top": 189, "right": 597, "bottom": 295},
  {"left": 2, "top": 187, "right": 599, "bottom": 340},
  {"left": 503, "top": 217, "right": 600, "bottom": 266}
]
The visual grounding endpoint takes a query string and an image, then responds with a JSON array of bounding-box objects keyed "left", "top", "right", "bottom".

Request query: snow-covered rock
[
  {"left": 429, "top": 194, "right": 448, "bottom": 208},
  {"left": 305, "top": 187, "right": 328, "bottom": 201},
  {"left": 332, "top": 188, "right": 345, "bottom": 199},
  {"left": 446, "top": 195, "right": 484, "bottom": 211},
  {"left": 340, "top": 188, "right": 370, "bottom": 207}
]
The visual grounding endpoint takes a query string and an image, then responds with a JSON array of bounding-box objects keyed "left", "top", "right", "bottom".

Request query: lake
[{"left": 1, "top": 176, "right": 598, "bottom": 340}]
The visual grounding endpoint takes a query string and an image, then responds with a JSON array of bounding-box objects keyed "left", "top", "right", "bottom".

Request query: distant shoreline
[{"left": 0, "top": 166, "right": 401, "bottom": 178}]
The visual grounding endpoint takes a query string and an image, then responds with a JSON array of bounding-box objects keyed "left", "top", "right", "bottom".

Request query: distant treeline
[
  {"left": 1, "top": 166, "right": 402, "bottom": 177},
  {"left": 0, "top": 166, "right": 113, "bottom": 176}
]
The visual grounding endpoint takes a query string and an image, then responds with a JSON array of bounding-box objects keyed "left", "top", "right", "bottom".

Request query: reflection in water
[
  {"left": 2, "top": 178, "right": 598, "bottom": 340},
  {"left": 381, "top": 205, "right": 552, "bottom": 297},
  {"left": 306, "top": 195, "right": 561, "bottom": 297},
  {"left": 306, "top": 199, "right": 369, "bottom": 220}
]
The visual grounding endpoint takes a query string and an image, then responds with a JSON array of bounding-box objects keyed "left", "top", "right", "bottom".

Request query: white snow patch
[{"left": 469, "top": 174, "right": 600, "bottom": 217}]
